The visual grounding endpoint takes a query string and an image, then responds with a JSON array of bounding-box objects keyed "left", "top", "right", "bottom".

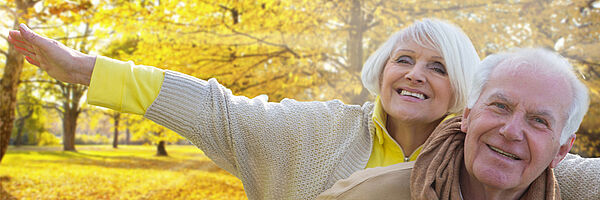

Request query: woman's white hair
[
  {"left": 361, "top": 18, "right": 480, "bottom": 114},
  {"left": 467, "top": 48, "right": 590, "bottom": 145}
]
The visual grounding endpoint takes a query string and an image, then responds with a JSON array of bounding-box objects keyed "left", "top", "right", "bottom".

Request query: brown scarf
[{"left": 410, "top": 116, "right": 561, "bottom": 200}]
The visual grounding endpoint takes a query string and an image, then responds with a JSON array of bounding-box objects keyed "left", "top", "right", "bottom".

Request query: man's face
[{"left": 461, "top": 63, "right": 574, "bottom": 192}]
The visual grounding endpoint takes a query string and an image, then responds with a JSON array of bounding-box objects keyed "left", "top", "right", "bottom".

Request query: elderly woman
[{"left": 7, "top": 19, "right": 594, "bottom": 200}]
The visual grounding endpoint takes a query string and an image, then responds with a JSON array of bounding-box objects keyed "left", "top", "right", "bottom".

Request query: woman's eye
[
  {"left": 429, "top": 62, "right": 447, "bottom": 75},
  {"left": 394, "top": 56, "right": 413, "bottom": 64}
]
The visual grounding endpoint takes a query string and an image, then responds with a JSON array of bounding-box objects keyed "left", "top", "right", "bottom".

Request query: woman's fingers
[
  {"left": 25, "top": 56, "right": 40, "bottom": 66},
  {"left": 8, "top": 30, "right": 31, "bottom": 46},
  {"left": 8, "top": 31, "right": 41, "bottom": 66},
  {"left": 8, "top": 31, "right": 34, "bottom": 51}
]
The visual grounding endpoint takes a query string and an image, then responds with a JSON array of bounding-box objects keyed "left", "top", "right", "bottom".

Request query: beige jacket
[{"left": 317, "top": 162, "right": 414, "bottom": 200}]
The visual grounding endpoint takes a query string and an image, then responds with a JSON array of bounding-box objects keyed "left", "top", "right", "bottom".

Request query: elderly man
[{"left": 318, "top": 48, "right": 597, "bottom": 200}]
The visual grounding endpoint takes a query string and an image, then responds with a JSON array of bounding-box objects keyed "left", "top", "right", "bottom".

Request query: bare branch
[
  {"left": 53, "top": 35, "right": 93, "bottom": 41},
  {"left": 223, "top": 24, "right": 301, "bottom": 58},
  {"left": 28, "top": 25, "right": 63, "bottom": 30},
  {"left": 19, "top": 79, "right": 59, "bottom": 85},
  {"left": 322, "top": 53, "right": 348, "bottom": 69},
  {"left": 42, "top": 103, "right": 63, "bottom": 116},
  {"left": 0, "top": 49, "right": 7, "bottom": 57},
  {"left": 563, "top": 54, "right": 600, "bottom": 67}
]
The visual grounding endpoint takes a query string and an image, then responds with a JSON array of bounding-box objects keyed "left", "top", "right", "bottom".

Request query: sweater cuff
[{"left": 87, "top": 56, "right": 165, "bottom": 114}]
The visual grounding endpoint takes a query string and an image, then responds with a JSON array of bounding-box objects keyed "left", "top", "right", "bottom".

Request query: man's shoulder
[{"left": 317, "top": 162, "right": 414, "bottom": 200}]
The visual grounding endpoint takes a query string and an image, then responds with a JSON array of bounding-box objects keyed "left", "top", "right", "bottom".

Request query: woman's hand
[{"left": 7, "top": 24, "right": 95, "bottom": 86}]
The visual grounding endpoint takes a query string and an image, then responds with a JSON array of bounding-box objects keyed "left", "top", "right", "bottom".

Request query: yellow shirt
[
  {"left": 366, "top": 96, "right": 422, "bottom": 168},
  {"left": 87, "top": 56, "right": 421, "bottom": 168}
]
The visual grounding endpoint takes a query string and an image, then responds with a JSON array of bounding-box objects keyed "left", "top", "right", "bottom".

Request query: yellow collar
[
  {"left": 372, "top": 96, "right": 387, "bottom": 145},
  {"left": 371, "top": 96, "right": 457, "bottom": 145}
]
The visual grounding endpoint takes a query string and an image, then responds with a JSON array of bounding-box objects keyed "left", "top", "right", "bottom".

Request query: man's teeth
[
  {"left": 400, "top": 90, "right": 425, "bottom": 100},
  {"left": 489, "top": 145, "right": 521, "bottom": 160}
]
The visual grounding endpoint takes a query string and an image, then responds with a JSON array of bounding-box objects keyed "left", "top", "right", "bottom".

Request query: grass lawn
[{"left": 0, "top": 145, "right": 246, "bottom": 200}]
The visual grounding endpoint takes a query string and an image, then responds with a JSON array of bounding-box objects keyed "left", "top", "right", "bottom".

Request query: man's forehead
[{"left": 480, "top": 67, "right": 572, "bottom": 122}]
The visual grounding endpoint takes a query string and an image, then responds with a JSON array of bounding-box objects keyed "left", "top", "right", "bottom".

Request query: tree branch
[
  {"left": 42, "top": 103, "right": 63, "bottom": 117},
  {"left": 53, "top": 35, "right": 93, "bottom": 41},
  {"left": 223, "top": 24, "right": 301, "bottom": 58},
  {"left": 0, "top": 5, "right": 16, "bottom": 18},
  {"left": 19, "top": 79, "right": 59, "bottom": 85}
]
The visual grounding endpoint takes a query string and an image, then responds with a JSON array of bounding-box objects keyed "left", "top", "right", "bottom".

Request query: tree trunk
[
  {"left": 156, "top": 141, "right": 168, "bottom": 156},
  {"left": 60, "top": 84, "right": 84, "bottom": 151},
  {"left": 347, "top": 0, "right": 370, "bottom": 105},
  {"left": 59, "top": 24, "right": 90, "bottom": 152},
  {"left": 0, "top": 0, "right": 36, "bottom": 163},
  {"left": 112, "top": 113, "right": 120, "bottom": 148},
  {"left": 14, "top": 108, "right": 33, "bottom": 147},
  {"left": 62, "top": 101, "right": 78, "bottom": 151},
  {"left": 125, "top": 127, "right": 130, "bottom": 145},
  {"left": 14, "top": 118, "right": 25, "bottom": 146}
]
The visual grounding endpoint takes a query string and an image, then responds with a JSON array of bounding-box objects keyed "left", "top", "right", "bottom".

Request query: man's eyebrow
[{"left": 488, "top": 92, "right": 513, "bottom": 104}]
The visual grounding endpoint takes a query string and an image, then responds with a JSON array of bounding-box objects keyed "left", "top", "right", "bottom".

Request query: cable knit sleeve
[
  {"left": 554, "top": 153, "right": 600, "bottom": 200},
  {"left": 143, "top": 70, "right": 373, "bottom": 199}
]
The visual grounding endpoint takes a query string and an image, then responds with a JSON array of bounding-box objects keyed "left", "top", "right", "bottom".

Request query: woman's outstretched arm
[
  {"left": 7, "top": 24, "right": 96, "bottom": 86},
  {"left": 8, "top": 24, "right": 164, "bottom": 115}
]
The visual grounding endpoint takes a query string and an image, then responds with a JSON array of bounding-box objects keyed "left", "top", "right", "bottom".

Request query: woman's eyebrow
[{"left": 394, "top": 49, "right": 415, "bottom": 53}]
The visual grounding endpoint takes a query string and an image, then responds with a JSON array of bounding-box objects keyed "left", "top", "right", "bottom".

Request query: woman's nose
[{"left": 405, "top": 64, "right": 426, "bottom": 84}]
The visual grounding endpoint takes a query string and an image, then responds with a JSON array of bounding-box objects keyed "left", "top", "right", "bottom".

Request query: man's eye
[
  {"left": 492, "top": 102, "right": 507, "bottom": 110},
  {"left": 533, "top": 117, "right": 548, "bottom": 126},
  {"left": 494, "top": 103, "right": 505, "bottom": 109},
  {"left": 394, "top": 56, "right": 413, "bottom": 64}
]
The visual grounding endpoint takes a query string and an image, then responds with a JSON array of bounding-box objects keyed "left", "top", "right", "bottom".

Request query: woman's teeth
[{"left": 400, "top": 90, "right": 426, "bottom": 100}]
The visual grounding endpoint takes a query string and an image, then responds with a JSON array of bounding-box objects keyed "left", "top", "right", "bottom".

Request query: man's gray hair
[
  {"left": 361, "top": 18, "right": 480, "bottom": 114},
  {"left": 467, "top": 48, "right": 589, "bottom": 144}
]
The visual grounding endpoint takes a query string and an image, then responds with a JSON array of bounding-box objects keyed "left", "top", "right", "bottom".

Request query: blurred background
[{"left": 0, "top": 0, "right": 598, "bottom": 199}]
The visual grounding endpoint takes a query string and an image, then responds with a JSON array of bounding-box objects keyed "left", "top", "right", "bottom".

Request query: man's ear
[
  {"left": 461, "top": 108, "right": 471, "bottom": 133},
  {"left": 550, "top": 135, "right": 576, "bottom": 168}
]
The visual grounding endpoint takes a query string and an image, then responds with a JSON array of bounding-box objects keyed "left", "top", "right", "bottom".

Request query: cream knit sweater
[{"left": 144, "top": 71, "right": 599, "bottom": 200}]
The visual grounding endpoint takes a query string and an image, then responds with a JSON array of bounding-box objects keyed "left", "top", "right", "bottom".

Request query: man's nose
[{"left": 499, "top": 115, "right": 525, "bottom": 141}]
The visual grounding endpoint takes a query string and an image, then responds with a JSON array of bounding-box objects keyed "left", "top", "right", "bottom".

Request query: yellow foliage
[{"left": 37, "top": 131, "right": 61, "bottom": 146}]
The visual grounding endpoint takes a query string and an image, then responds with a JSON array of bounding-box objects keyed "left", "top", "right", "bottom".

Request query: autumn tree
[
  {"left": 12, "top": 77, "right": 46, "bottom": 146},
  {"left": 102, "top": 110, "right": 122, "bottom": 148},
  {"left": 128, "top": 115, "right": 183, "bottom": 156},
  {"left": 36, "top": 0, "right": 99, "bottom": 151},
  {"left": 33, "top": 23, "right": 92, "bottom": 151},
  {"left": 0, "top": 0, "right": 39, "bottom": 163}
]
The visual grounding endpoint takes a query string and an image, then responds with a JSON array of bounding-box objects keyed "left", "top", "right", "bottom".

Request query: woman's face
[{"left": 379, "top": 40, "right": 454, "bottom": 125}]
